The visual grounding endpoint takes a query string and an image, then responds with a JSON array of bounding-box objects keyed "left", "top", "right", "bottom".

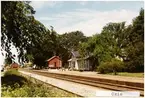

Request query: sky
[
  {"left": 30, "top": 1, "right": 144, "bottom": 36},
  {"left": 0, "top": 1, "right": 144, "bottom": 65}
]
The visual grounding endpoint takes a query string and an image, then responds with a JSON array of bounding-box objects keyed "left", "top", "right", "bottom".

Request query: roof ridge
[{"left": 47, "top": 56, "right": 60, "bottom": 61}]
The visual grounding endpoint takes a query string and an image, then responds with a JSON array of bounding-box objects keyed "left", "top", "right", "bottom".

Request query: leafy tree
[
  {"left": 60, "top": 31, "right": 87, "bottom": 51},
  {"left": 78, "top": 42, "right": 89, "bottom": 57},
  {"left": 79, "top": 9, "right": 144, "bottom": 72},
  {"left": 79, "top": 34, "right": 113, "bottom": 71},
  {"left": 58, "top": 31, "right": 88, "bottom": 67},
  {"left": 4, "top": 57, "right": 12, "bottom": 65},
  {"left": 25, "top": 29, "right": 53, "bottom": 68},
  {"left": 124, "top": 8, "right": 144, "bottom": 72},
  {"left": 1, "top": 1, "right": 46, "bottom": 64},
  {"left": 102, "top": 22, "right": 126, "bottom": 59},
  {"left": 2, "top": 1, "right": 143, "bottom": 72}
]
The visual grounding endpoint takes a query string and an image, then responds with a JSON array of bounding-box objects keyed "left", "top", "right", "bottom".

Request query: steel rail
[{"left": 21, "top": 69, "right": 144, "bottom": 96}]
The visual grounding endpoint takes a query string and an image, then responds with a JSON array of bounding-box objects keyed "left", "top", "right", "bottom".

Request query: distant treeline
[{"left": 2, "top": 1, "right": 144, "bottom": 72}]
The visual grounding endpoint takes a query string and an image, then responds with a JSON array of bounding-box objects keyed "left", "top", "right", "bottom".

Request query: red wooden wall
[{"left": 48, "top": 57, "right": 62, "bottom": 68}]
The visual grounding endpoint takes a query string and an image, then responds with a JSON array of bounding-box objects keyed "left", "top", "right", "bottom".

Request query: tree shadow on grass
[{"left": 1, "top": 74, "right": 28, "bottom": 88}]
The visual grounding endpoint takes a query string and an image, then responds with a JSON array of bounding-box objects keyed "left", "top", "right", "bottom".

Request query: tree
[
  {"left": 58, "top": 31, "right": 88, "bottom": 67},
  {"left": 124, "top": 8, "right": 144, "bottom": 72},
  {"left": 24, "top": 29, "right": 53, "bottom": 68},
  {"left": 1, "top": 1, "right": 47, "bottom": 64},
  {"left": 79, "top": 22, "right": 128, "bottom": 71},
  {"left": 102, "top": 22, "right": 126, "bottom": 59},
  {"left": 78, "top": 33, "right": 113, "bottom": 71},
  {"left": 4, "top": 57, "right": 12, "bottom": 67},
  {"left": 60, "top": 31, "right": 87, "bottom": 51}
]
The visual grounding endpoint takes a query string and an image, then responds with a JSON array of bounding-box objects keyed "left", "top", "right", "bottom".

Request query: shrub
[
  {"left": 2, "top": 70, "right": 28, "bottom": 89},
  {"left": 4, "top": 69, "right": 19, "bottom": 76},
  {"left": 2, "top": 70, "right": 78, "bottom": 97},
  {"left": 124, "top": 60, "right": 144, "bottom": 72},
  {"left": 97, "top": 58, "right": 125, "bottom": 74}
]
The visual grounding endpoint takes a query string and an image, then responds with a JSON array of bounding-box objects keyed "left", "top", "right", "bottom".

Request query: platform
[
  {"left": 19, "top": 70, "right": 143, "bottom": 98},
  {"left": 39, "top": 69, "right": 144, "bottom": 83}
]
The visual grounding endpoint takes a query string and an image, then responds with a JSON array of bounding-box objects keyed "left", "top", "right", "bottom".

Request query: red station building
[{"left": 47, "top": 56, "right": 62, "bottom": 69}]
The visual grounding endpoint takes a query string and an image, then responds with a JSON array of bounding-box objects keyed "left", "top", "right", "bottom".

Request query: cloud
[
  {"left": 38, "top": 17, "right": 59, "bottom": 21},
  {"left": 30, "top": 1, "right": 58, "bottom": 9},
  {"left": 79, "top": 1, "right": 88, "bottom": 6},
  {"left": 38, "top": 9, "right": 138, "bottom": 36},
  {"left": 30, "top": 1, "right": 45, "bottom": 9}
]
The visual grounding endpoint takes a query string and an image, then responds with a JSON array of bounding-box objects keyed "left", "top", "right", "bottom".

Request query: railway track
[{"left": 21, "top": 69, "right": 144, "bottom": 96}]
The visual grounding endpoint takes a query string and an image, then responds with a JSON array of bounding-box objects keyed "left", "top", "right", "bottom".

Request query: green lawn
[{"left": 107, "top": 72, "right": 144, "bottom": 78}]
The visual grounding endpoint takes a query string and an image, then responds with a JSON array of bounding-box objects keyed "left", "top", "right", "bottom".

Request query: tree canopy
[
  {"left": 1, "top": 1, "right": 47, "bottom": 63},
  {"left": 1, "top": 1, "right": 144, "bottom": 72},
  {"left": 79, "top": 8, "right": 144, "bottom": 72},
  {"left": 123, "top": 8, "right": 144, "bottom": 72}
]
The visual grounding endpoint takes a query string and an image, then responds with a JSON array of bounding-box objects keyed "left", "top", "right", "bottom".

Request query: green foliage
[
  {"left": 2, "top": 70, "right": 27, "bottom": 90},
  {"left": 2, "top": 70, "right": 78, "bottom": 97},
  {"left": 60, "top": 31, "right": 87, "bottom": 50},
  {"left": 97, "top": 59, "right": 125, "bottom": 74},
  {"left": 79, "top": 32, "right": 115, "bottom": 70},
  {"left": 123, "top": 8, "right": 144, "bottom": 72},
  {"left": 102, "top": 22, "right": 126, "bottom": 58},
  {"left": 25, "top": 54, "right": 34, "bottom": 62},
  {"left": 79, "top": 42, "right": 89, "bottom": 57},
  {"left": 24, "top": 29, "right": 88, "bottom": 67},
  {"left": 2, "top": 80, "right": 51, "bottom": 97},
  {"left": 79, "top": 9, "right": 144, "bottom": 72},
  {"left": 57, "top": 31, "right": 88, "bottom": 66},
  {"left": 1, "top": 1, "right": 47, "bottom": 63},
  {"left": 1, "top": 1, "right": 143, "bottom": 73},
  {"left": 4, "top": 57, "right": 12, "bottom": 65},
  {"left": 4, "top": 69, "right": 19, "bottom": 76}
]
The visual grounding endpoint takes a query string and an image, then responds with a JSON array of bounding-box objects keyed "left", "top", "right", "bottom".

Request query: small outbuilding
[
  {"left": 47, "top": 56, "right": 62, "bottom": 69},
  {"left": 68, "top": 51, "right": 94, "bottom": 71},
  {"left": 10, "top": 62, "right": 20, "bottom": 69}
]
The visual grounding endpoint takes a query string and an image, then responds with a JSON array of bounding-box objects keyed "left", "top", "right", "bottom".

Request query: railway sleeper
[
  {"left": 21, "top": 69, "right": 144, "bottom": 96},
  {"left": 31, "top": 70, "right": 144, "bottom": 90},
  {"left": 33, "top": 72, "right": 144, "bottom": 96}
]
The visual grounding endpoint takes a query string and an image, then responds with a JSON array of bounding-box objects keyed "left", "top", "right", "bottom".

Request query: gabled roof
[
  {"left": 71, "top": 51, "right": 80, "bottom": 58},
  {"left": 68, "top": 51, "right": 94, "bottom": 62},
  {"left": 46, "top": 56, "right": 61, "bottom": 62},
  {"left": 10, "top": 63, "right": 19, "bottom": 68},
  {"left": 68, "top": 58, "right": 78, "bottom": 61}
]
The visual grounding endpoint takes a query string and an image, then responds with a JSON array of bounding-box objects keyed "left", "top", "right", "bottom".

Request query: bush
[
  {"left": 2, "top": 70, "right": 78, "bottom": 97},
  {"left": 124, "top": 60, "right": 144, "bottom": 72},
  {"left": 4, "top": 69, "right": 19, "bottom": 76},
  {"left": 2, "top": 70, "right": 28, "bottom": 89},
  {"left": 97, "top": 58, "right": 125, "bottom": 74}
]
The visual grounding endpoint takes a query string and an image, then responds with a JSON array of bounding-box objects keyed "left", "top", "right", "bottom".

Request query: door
[{"left": 54, "top": 62, "right": 56, "bottom": 68}]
